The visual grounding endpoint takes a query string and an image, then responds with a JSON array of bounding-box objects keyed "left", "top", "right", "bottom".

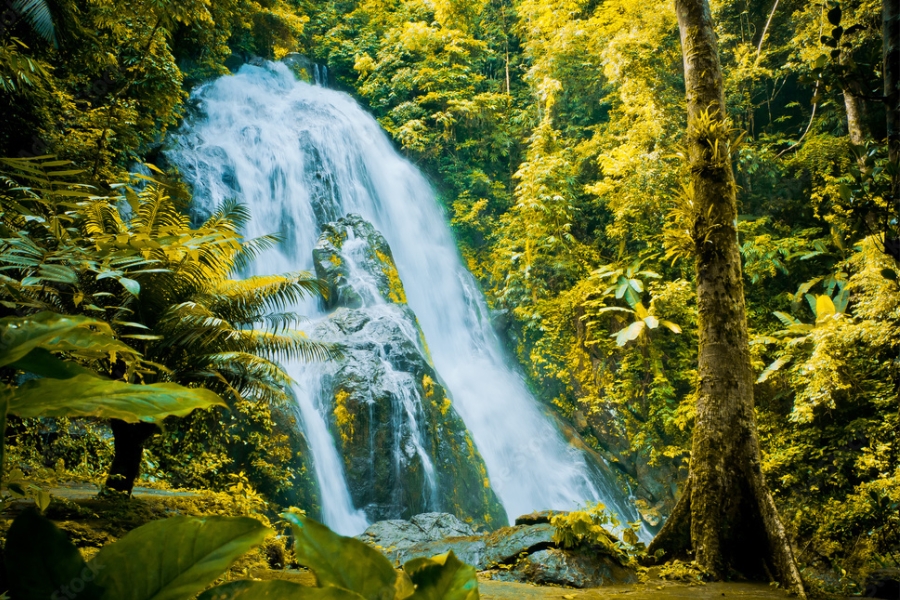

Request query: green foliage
[
  {"left": 549, "top": 503, "right": 632, "bottom": 562},
  {"left": 5, "top": 508, "right": 103, "bottom": 600},
  {"left": 281, "top": 512, "right": 398, "bottom": 597},
  {"left": 3, "top": 510, "right": 275, "bottom": 600},
  {"left": 0, "top": 311, "right": 224, "bottom": 424},
  {"left": 91, "top": 515, "right": 271, "bottom": 600},
  {"left": 0, "top": 158, "right": 328, "bottom": 506},
  {"left": 282, "top": 512, "right": 480, "bottom": 600},
  {"left": 402, "top": 552, "right": 478, "bottom": 600},
  {"left": 12, "top": 0, "right": 57, "bottom": 46},
  {"left": 8, "top": 374, "right": 224, "bottom": 423},
  {"left": 199, "top": 581, "right": 363, "bottom": 599}
]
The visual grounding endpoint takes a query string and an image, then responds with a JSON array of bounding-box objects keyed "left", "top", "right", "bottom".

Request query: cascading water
[{"left": 167, "top": 61, "right": 647, "bottom": 538}]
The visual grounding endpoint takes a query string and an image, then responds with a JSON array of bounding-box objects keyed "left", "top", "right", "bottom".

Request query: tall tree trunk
[
  {"left": 103, "top": 359, "right": 159, "bottom": 494},
  {"left": 648, "top": 2, "right": 806, "bottom": 596},
  {"left": 105, "top": 420, "right": 159, "bottom": 494},
  {"left": 844, "top": 89, "right": 867, "bottom": 146},
  {"left": 885, "top": 0, "right": 899, "bottom": 187},
  {"left": 884, "top": 0, "right": 900, "bottom": 258}
]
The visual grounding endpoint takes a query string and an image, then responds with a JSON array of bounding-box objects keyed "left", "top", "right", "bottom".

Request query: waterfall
[{"left": 167, "top": 61, "right": 647, "bottom": 538}]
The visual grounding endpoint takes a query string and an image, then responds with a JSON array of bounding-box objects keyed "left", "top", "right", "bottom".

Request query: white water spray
[{"left": 167, "top": 62, "right": 646, "bottom": 537}]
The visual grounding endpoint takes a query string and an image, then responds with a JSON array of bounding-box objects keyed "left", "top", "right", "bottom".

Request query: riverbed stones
[
  {"left": 362, "top": 512, "right": 637, "bottom": 586},
  {"left": 360, "top": 514, "right": 558, "bottom": 570},
  {"left": 393, "top": 523, "right": 557, "bottom": 569}
]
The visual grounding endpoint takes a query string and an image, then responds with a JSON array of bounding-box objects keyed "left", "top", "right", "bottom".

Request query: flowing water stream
[{"left": 167, "top": 61, "right": 646, "bottom": 538}]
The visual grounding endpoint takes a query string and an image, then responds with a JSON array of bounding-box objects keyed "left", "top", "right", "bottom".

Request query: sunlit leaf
[
  {"left": 815, "top": 295, "right": 836, "bottom": 320},
  {"left": 92, "top": 517, "right": 271, "bottom": 600},
  {"left": 0, "top": 311, "right": 130, "bottom": 367},
  {"left": 614, "top": 321, "right": 645, "bottom": 346},
  {"left": 757, "top": 355, "right": 792, "bottom": 383},
  {"left": 281, "top": 513, "right": 397, "bottom": 599},
  {"left": 660, "top": 320, "right": 682, "bottom": 334},
  {"left": 6, "top": 375, "right": 226, "bottom": 423},
  {"left": 402, "top": 551, "right": 478, "bottom": 600}
]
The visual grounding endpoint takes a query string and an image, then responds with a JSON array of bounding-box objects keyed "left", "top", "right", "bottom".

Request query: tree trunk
[
  {"left": 104, "top": 420, "right": 158, "bottom": 494},
  {"left": 885, "top": 0, "right": 899, "bottom": 187},
  {"left": 648, "top": 2, "right": 806, "bottom": 596},
  {"left": 884, "top": 0, "right": 900, "bottom": 259},
  {"left": 844, "top": 89, "right": 867, "bottom": 146}
]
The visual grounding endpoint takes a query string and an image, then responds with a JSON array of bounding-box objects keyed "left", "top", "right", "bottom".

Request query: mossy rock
[{"left": 310, "top": 215, "right": 506, "bottom": 529}]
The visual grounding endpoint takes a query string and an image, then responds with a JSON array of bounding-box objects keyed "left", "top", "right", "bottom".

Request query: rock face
[
  {"left": 267, "top": 403, "right": 320, "bottom": 512},
  {"left": 310, "top": 215, "right": 506, "bottom": 528},
  {"left": 355, "top": 512, "right": 475, "bottom": 562},
  {"left": 360, "top": 512, "right": 637, "bottom": 587}
]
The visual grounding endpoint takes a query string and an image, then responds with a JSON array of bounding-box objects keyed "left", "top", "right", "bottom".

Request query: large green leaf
[
  {"left": 6, "top": 374, "right": 226, "bottom": 423},
  {"left": 402, "top": 552, "right": 478, "bottom": 600},
  {"left": 281, "top": 513, "right": 397, "bottom": 600},
  {"left": 0, "top": 311, "right": 134, "bottom": 367},
  {"left": 198, "top": 580, "right": 364, "bottom": 600},
  {"left": 92, "top": 516, "right": 271, "bottom": 600},
  {"left": 5, "top": 509, "right": 104, "bottom": 600},
  {"left": 11, "top": 347, "right": 93, "bottom": 379}
]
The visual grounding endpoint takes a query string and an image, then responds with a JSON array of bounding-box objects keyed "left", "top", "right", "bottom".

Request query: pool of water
[{"left": 479, "top": 580, "right": 798, "bottom": 600}]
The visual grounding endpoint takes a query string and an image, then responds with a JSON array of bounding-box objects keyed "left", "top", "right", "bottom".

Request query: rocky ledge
[{"left": 357, "top": 511, "right": 637, "bottom": 588}]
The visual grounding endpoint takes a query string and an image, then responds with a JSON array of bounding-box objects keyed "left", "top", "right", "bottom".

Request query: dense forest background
[{"left": 1, "top": 0, "right": 898, "bottom": 593}]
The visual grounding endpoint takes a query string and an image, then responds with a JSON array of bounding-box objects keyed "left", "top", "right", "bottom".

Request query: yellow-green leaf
[
  {"left": 93, "top": 517, "right": 271, "bottom": 600},
  {"left": 198, "top": 581, "right": 364, "bottom": 600},
  {"left": 6, "top": 375, "right": 226, "bottom": 423},
  {"left": 281, "top": 513, "right": 397, "bottom": 600}
]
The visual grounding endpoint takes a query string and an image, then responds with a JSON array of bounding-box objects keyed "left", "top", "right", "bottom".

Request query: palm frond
[
  {"left": 232, "top": 233, "right": 282, "bottom": 273},
  {"left": 206, "top": 273, "right": 327, "bottom": 319},
  {"left": 12, "top": 0, "right": 56, "bottom": 46},
  {"left": 203, "top": 198, "right": 251, "bottom": 233}
]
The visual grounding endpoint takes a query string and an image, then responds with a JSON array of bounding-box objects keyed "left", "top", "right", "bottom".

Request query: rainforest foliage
[{"left": 1, "top": 0, "right": 899, "bottom": 594}]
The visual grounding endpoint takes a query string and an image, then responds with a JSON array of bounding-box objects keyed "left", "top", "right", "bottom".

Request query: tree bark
[
  {"left": 844, "top": 89, "right": 867, "bottom": 147},
  {"left": 105, "top": 420, "right": 159, "bottom": 494},
  {"left": 883, "top": 0, "right": 900, "bottom": 259},
  {"left": 648, "top": 2, "right": 806, "bottom": 596},
  {"left": 885, "top": 0, "right": 899, "bottom": 186}
]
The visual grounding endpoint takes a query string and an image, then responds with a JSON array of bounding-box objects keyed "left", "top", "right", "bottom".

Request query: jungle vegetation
[{"left": 0, "top": 0, "right": 899, "bottom": 596}]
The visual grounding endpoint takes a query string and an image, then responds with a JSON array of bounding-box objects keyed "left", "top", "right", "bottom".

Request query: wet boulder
[
  {"left": 491, "top": 547, "right": 637, "bottom": 587},
  {"left": 363, "top": 517, "right": 556, "bottom": 570},
  {"left": 396, "top": 537, "right": 488, "bottom": 570},
  {"left": 410, "top": 512, "right": 476, "bottom": 539},
  {"left": 355, "top": 512, "right": 475, "bottom": 561},
  {"left": 514, "top": 510, "right": 566, "bottom": 526},
  {"left": 483, "top": 523, "right": 555, "bottom": 566}
]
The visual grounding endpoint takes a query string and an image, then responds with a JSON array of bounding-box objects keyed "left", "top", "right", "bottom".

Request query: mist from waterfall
[{"left": 166, "top": 61, "right": 645, "bottom": 537}]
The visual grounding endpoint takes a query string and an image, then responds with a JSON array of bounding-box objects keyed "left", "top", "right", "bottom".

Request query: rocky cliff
[{"left": 308, "top": 214, "right": 507, "bottom": 528}]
